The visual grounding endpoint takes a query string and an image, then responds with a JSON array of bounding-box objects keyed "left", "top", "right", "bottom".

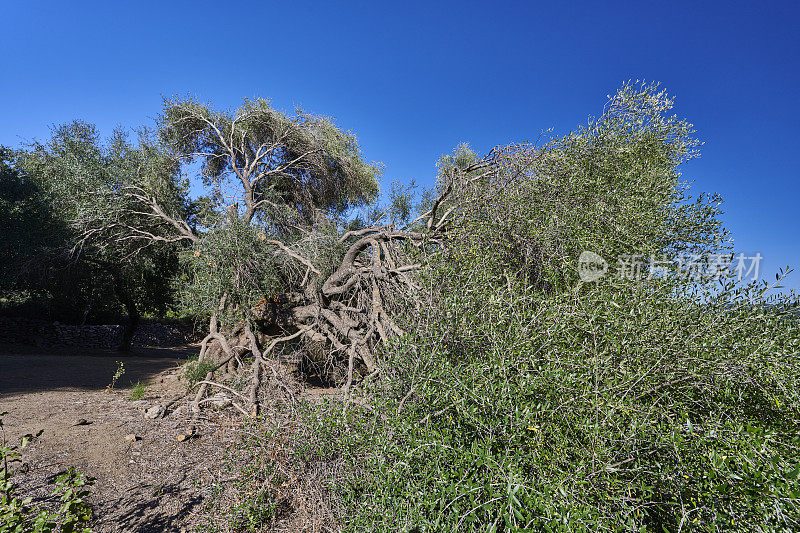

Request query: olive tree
[
  {"left": 16, "top": 122, "right": 186, "bottom": 349},
  {"left": 207, "top": 83, "right": 799, "bottom": 532},
  {"left": 47, "top": 97, "right": 458, "bottom": 427},
  {"left": 34, "top": 84, "right": 738, "bottom": 436}
]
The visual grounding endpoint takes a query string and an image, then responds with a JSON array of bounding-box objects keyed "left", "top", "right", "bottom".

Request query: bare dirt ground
[{"left": 0, "top": 343, "right": 242, "bottom": 532}]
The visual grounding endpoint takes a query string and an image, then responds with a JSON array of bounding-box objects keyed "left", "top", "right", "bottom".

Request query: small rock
[
  {"left": 124, "top": 433, "right": 139, "bottom": 442},
  {"left": 177, "top": 433, "right": 193, "bottom": 442},
  {"left": 208, "top": 393, "right": 231, "bottom": 408},
  {"left": 72, "top": 418, "right": 90, "bottom": 426},
  {"left": 144, "top": 405, "right": 164, "bottom": 419}
]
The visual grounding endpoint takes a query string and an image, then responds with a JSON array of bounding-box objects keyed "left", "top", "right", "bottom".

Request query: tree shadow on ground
[
  {"left": 94, "top": 476, "right": 203, "bottom": 532},
  {"left": 0, "top": 343, "right": 196, "bottom": 396}
]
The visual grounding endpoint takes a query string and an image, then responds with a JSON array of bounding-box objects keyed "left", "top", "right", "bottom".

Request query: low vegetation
[
  {"left": 1, "top": 414, "right": 93, "bottom": 532},
  {"left": 128, "top": 381, "right": 147, "bottom": 401}
]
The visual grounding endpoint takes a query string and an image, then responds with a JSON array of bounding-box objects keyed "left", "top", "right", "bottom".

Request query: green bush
[
  {"left": 184, "top": 356, "right": 216, "bottom": 387},
  {"left": 214, "top": 82, "right": 800, "bottom": 532},
  {"left": 340, "top": 276, "right": 799, "bottom": 531}
]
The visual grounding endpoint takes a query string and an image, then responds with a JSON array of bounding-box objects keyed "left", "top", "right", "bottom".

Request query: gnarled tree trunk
[{"left": 112, "top": 273, "right": 139, "bottom": 352}]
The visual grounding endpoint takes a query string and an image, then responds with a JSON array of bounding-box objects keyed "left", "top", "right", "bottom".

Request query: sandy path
[{"left": 0, "top": 344, "right": 238, "bottom": 532}]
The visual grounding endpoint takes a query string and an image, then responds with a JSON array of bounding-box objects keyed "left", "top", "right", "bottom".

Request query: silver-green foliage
[
  {"left": 159, "top": 97, "right": 380, "bottom": 325},
  {"left": 349, "top": 83, "right": 800, "bottom": 531},
  {"left": 12, "top": 123, "right": 187, "bottom": 321},
  {"left": 441, "top": 82, "right": 727, "bottom": 293}
]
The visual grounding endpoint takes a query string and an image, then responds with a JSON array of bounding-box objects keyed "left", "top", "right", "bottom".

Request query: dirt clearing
[{"left": 0, "top": 343, "right": 239, "bottom": 532}]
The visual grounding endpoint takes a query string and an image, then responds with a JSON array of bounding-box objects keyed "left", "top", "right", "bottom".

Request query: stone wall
[{"left": 0, "top": 317, "right": 196, "bottom": 349}]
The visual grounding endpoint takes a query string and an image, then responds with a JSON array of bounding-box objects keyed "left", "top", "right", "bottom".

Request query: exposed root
[{"left": 179, "top": 151, "right": 501, "bottom": 426}]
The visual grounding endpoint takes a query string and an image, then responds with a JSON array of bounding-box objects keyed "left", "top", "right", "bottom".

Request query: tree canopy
[{"left": 9, "top": 123, "right": 184, "bottom": 346}]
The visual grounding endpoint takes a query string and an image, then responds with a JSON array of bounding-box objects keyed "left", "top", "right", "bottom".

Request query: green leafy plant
[{"left": 1, "top": 413, "right": 93, "bottom": 532}]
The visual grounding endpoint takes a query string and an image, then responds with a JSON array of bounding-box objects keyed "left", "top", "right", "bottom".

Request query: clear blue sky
[{"left": 2, "top": 1, "right": 798, "bottom": 290}]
